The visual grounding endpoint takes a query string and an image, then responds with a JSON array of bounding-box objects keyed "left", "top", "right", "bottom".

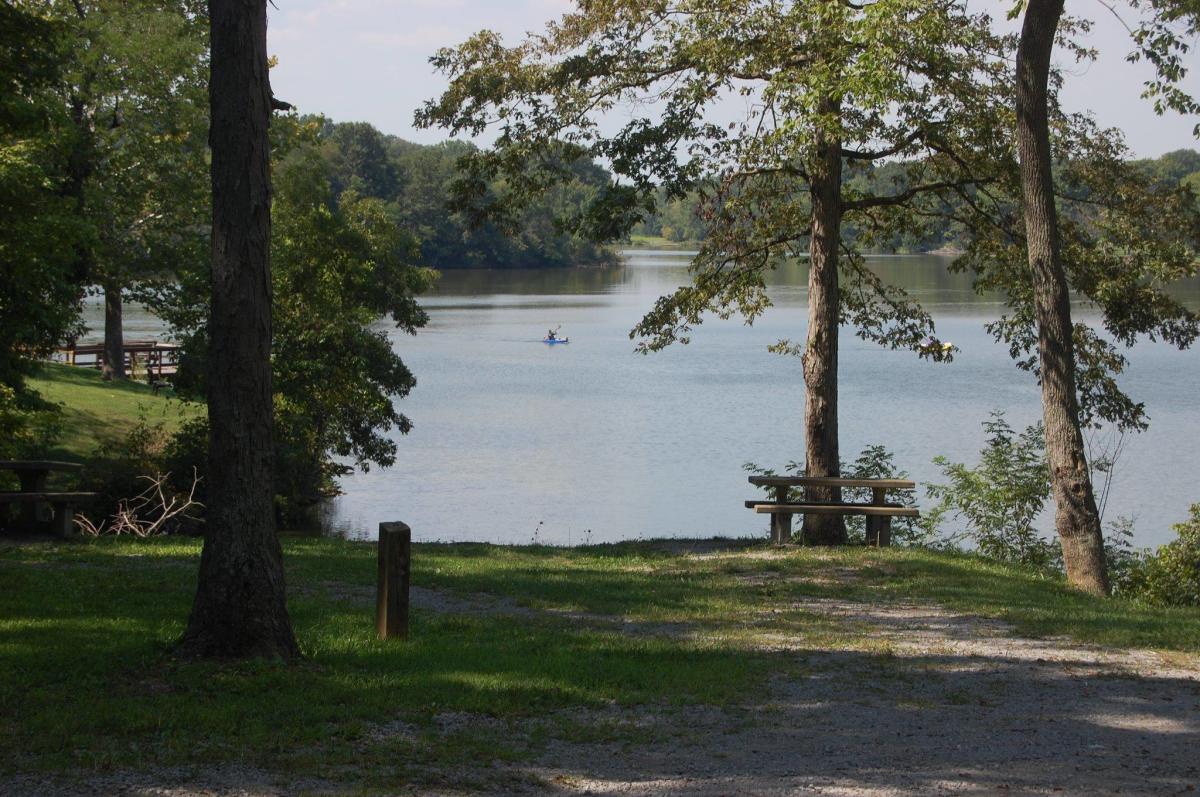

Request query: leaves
[
  {"left": 925, "top": 412, "right": 1060, "bottom": 569},
  {"left": 419, "top": 0, "right": 1015, "bottom": 357}
]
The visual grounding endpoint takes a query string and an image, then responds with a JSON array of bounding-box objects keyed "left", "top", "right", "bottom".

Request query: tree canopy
[
  {"left": 317, "top": 119, "right": 619, "bottom": 269},
  {"left": 0, "top": 3, "right": 85, "bottom": 402},
  {"left": 419, "top": 0, "right": 1016, "bottom": 542}
]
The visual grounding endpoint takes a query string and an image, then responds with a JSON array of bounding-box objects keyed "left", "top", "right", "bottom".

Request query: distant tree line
[
  {"left": 632, "top": 149, "right": 1200, "bottom": 251},
  {"left": 314, "top": 119, "right": 619, "bottom": 269}
]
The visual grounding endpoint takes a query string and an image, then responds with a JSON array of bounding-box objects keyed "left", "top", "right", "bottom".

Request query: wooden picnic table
[
  {"left": 0, "top": 460, "right": 92, "bottom": 537},
  {"left": 746, "top": 475, "right": 919, "bottom": 546},
  {"left": 58, "top": 339, "right": 180, "bottom": 382}
]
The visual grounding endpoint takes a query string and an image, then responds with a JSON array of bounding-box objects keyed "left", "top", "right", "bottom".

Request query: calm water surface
[
  {"left": 84, "top": 251, "right": 1200, "bottom": 547},
  {"left": 325, "top": 251, "right": 1200, "bottom": 548}
]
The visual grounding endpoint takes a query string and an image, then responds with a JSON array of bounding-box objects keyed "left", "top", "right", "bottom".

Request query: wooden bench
[
  {"left": 0, "top": 461, "right": 97, "bottom": 538},
  {"left": 747, "top": 475, "right": 919, "bottom": 546}
]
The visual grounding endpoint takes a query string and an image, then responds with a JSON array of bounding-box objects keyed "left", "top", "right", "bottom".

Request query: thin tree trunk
[
  {"left": 101, "top": 282, "right": 125, "bottom": 380},
  {"left": 1015, "top": 0, "right": 1109, "bottom": 595},
  {"left": 179, "top": 0, "right": 300, "bottom": 658},
  {"left": 802, "top": 104, "right": 846, "bottom": 546}
]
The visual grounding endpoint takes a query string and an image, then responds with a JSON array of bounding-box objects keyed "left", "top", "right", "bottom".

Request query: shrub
[
  {"left": 76, "top": 417, "right": 206, "bottom": 536},
  {"left": 77, "top": 416, "right": 172, "bottom": 523},
  {"left": 163, "top": 415, "right": 209, "bottom": 503},
  {"left": 1123, "top": 505, "right": 1200, "bottom": 607},
  {"left": 924, "top": 412, "right": 1060, "bottom": 570}
]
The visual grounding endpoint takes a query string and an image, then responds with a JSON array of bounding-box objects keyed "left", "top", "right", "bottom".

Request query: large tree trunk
[
  {"left": 1015, "top": 0, "right": 1109, "bottom": 596},
  {"left": 802, "top": 106, "right": 846, "bottom": 546},
  {"left": 178, "top": 0, "right": 300, "bottom": 658},
  {"left": 101, "top": 282, "right": 125, "bottom": 380}
]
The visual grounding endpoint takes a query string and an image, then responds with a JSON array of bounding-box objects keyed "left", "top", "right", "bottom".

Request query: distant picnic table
[
  {"left": 746, "top": 475, "right": 919, "bottom": 546},
  {"left": 57, "top": 339, "right": 180, "bottom": 383},
  {"left": 0, "top": 460, "right": 96, "bottom": 537}
]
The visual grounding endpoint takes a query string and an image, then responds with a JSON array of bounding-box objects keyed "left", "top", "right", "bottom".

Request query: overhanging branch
[
  {"left": 842, "top": 129, "right": 924, "bottom": 161},
  {"left": 843, "top": 177, "right": 986, "bottom": 211}
]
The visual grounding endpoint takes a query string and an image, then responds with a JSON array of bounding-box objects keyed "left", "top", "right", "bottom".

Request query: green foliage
[
  {"left": 629, "top": 187, "right": 708, "bottom": 243},
  {"left": 317, "top": 120, "right": 619, "bottom": 269},
  {"left": 633, "top": 148, "right": 1200, "bottom": 255},
  {"left": 270, "top": 146, "right": 436, "bottom": 505},
  {"left": 1121, "top": 1, "right": 1200, "bottom": 132},
  {"left": 417, "top": 0, "right": 1012, "bottom": 359},
  {"left": 76, "top": 413, "right": 173, "bottom": 524},
  {"left": 1103, "top": 516, "right": 1143, "bottom": 598},
  {"left": 924, "top": 413, "right": 1059, "bottom": 570},
  {"left": 957, "top": 123, "right": 1200, "bottom": 432},
  {"left": 162, "top": 415, "right": 208, "bottom": 506},
  {"left": 1123, "top": 505, "right": 1200, "bottom": 607},
  {"left": 843, "top": 445, "right": 926, "bottom": 546},
  {"left": 47, "top": 0, "right": 210, "bottom": 297},
  {"left": 155, "top": 123, "right": 435, "bottom": 510},
  {"left": 0, "top": 3, "right": 86, "bottom": 400}
]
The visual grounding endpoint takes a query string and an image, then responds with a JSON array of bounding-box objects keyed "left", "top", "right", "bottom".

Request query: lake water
[{"left": 82, "top": 251, "right": 1200, "bottom": 547}]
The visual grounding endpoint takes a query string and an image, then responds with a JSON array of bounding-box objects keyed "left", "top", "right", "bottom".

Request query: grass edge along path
[{"left": 0, "top": 536, "right": 1196, "bottom": 790}]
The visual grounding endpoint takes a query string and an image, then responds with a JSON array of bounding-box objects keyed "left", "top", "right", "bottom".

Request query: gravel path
[
  {"left": 516, "top": 599, "right": 1200, "bottom": 796},
  {"left": 8, "top": 580, "right": 1198, "bottom": 796}
]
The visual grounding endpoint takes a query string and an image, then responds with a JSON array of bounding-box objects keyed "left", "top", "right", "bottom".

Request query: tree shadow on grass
[{"left": 2, "top": 538, "right": 1198, "bottom": 795}]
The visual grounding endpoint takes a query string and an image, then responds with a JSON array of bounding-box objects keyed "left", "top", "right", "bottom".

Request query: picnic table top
[
  {"left": 0, "top": 491, "right": 97, "bottom": 502},
  {"left": 751, "top": 502, "right": 921, "bottom": 517},
  {"left": 0, "top": 460, "right": 83, "bottom": 473},
  {"left": 748, "top": 475, "right": 916, "bottom": 490},
  {"left": 63, "top": 340, "right": 179, "bottom": 353}
]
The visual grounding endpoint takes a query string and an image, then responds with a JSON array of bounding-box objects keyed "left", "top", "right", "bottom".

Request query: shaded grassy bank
[
  {"left": 1, "top": 536, "right": 1196, "bottom": 790},
  {"left": 25, "top": 363, "right": 201, "bottom": 461}
]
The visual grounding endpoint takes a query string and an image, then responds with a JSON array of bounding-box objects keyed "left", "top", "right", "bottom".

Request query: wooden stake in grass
[{"left": 377, "top": 522, "right": 411, "bottom": 640}]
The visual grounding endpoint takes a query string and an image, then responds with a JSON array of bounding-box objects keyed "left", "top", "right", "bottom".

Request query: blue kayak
[{"left": 543, "top": 337, "right": 569, "bottom": 344}]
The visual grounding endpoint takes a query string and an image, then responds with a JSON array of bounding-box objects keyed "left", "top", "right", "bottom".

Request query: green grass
[
  {"left": 24, "top": 362, "right": 202, "bottom": 461},
  {"left": 0, "top": 537, "right": 1196, "bottom": 789}
]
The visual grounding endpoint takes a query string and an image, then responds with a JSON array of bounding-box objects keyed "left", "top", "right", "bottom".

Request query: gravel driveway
[{"left": 7, "top": 582, "right": 1198, "bottom": 796}]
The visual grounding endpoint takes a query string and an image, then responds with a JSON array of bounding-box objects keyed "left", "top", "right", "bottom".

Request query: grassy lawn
[
  {"left": 24, "top": 363, "right": 202, "bottom": 462},
  {"left": 1, "top": 536, "right": 1196, "bottom": 789}
]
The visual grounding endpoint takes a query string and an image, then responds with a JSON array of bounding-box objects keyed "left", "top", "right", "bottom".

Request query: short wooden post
[
  {"left": 770, "top": 486, "right": 792, "bottom": 544},
  {"left": 376, "top": 521, "right": 411, "bottom": 640}
]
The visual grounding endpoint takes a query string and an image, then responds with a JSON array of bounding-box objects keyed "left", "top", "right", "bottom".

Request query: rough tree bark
[
  {"left": 178, "top": 0, "right": 300, "bottom": 658},
  {"left": 1015, "top": 0, "right": 1110, "bottom": 595},
  {"left": 101, "top": 283, "right": 125, "bottom": 380},
  {"left": 802, "top": 101, "right": 847, "bottom": 546}
]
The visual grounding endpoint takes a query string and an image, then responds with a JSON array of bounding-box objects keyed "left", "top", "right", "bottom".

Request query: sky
[{"left": 266, "top": 0, "right": 1200, "bottom": 159}]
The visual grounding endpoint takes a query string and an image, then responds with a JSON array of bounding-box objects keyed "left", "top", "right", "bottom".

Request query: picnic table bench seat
[{"left": 0, "top": 461, "right": 96, "bottom": 538}]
